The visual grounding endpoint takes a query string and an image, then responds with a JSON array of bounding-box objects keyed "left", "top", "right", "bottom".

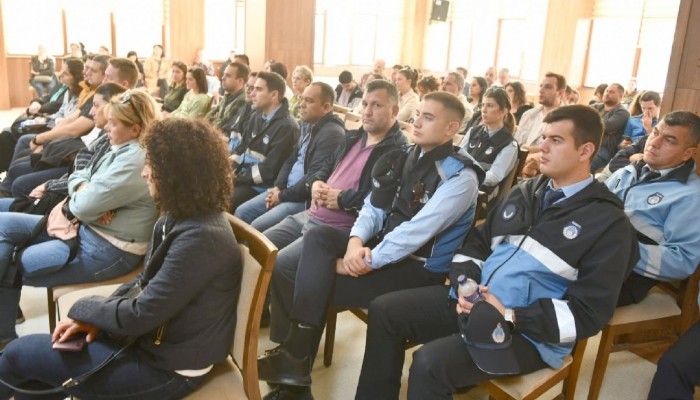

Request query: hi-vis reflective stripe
[
  {"left": 506, "top": 235, "right": 578, "bottom": 281},
  {"left": 627, "top": 213, "right": 663, "bottom": 244},
  {"left": 452, "top": 253, "right": 485, "bottom": 270},
  {"left": 230, "top": 154, "right": 242, "bottom": 164},
  {"left": 246, "top": 150, "right": 267, "bottom": 162},
  {"left": 252, "top": 165, "right": 263, "bottom": 184},
  {"left": 552, "top": 299, "right": 577, "bottom": 343}
]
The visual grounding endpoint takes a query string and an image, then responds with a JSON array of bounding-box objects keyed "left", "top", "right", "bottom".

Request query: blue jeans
[
  {"left": 10, "top": 168, "right": 67, "bottom": 198},
  {"left": 0, "top": 334, "right": 206, "bottom": 400},
  {"left": 0, "top": 212, "right": 142, "bottom": 340},
  {"left": 0, "top": 199, "right": 14, "bottom": 212},
  {"left": 234, "top": 191, "right": 306, "bottom": 232}
]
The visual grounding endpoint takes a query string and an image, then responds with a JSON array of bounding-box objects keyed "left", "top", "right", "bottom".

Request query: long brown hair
[{"left": 484, "top": 87, "right": 515, "bottom": 133}]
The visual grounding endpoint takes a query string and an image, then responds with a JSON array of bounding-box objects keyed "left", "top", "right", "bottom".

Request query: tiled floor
[{"left": 0, "top": 106, "right": 675, "bottom": 399}]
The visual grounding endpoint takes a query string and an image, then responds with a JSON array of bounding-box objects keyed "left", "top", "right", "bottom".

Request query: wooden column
[
  {"left": 265, "top": 0, "right": 315, "bottom": 77},
  {"left": 168, "top": 0, "right": 205, "bottom": 63},
  {"left": 0, "top": 1, "right": 11, "bottom": 109}
]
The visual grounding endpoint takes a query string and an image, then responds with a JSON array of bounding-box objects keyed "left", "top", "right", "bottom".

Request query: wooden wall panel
[
  {"left": 661, "top": 0, "right": 697, "bottom": 116},
  {"left": 265, "top": 0, "right": 315, "bottom": 81},
  {"left": 0, "top": 1, "right": 11, "bottom": 109},
  {"left": 6, "top": 58, "right": 33, "bottom": 108},
  {"left": 539, "top": 0, "right": 594, "bottom": 87},
  {"left": 168, "top": 0, "right": 205, "bottom": 64}
]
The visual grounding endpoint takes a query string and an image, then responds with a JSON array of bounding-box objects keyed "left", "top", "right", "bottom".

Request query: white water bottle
[{"left": 457, "top": 275, "right": 484, "bottom": 303}]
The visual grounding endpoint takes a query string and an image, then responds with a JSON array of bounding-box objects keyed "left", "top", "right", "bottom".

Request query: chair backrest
[
  {"left": 226, "top": 213, "right": 277, "bottom": 400},
  {"left": 344, "top": 111, "right": 362, "bottom": 130},
  {"left": 511, "top": 148, "right": 529, "bottom": 186}
]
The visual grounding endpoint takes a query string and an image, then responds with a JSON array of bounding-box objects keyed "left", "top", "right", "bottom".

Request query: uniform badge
[
  {"left": 492, "top": 322, "right": 505, "bottom": 343},
  {"left": 372, "top": 178, "right": 380, "bottom": 188},
  {"left": 562, "top": 221, "right": 581, "bottom": 240},
  {"left": 502, "top": 204, "right": 517, "bottom": 220},
  {"left": 647, "top": 192, "right": 664, "bottom": 205},
  {"left": 468, "top": 142, "right": 477, "bottom": 149},
  {"left": 421, "top": 191, "right": 430, "bottom": 204},
  {"left": 262, "top": 135, "right": 270, "bottom": 144},
  {"left": 485, "top": 147, "right": 493, "bottom": 155}
]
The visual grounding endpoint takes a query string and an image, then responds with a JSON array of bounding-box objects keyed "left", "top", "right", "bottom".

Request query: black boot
[{"left": 263, "top": 384, "right": 314, "bottom": 400}]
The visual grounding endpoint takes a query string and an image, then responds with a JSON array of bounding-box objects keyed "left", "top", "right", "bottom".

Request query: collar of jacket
[{"left": 633, "top": 158, "right": 695, "bottom": 184}]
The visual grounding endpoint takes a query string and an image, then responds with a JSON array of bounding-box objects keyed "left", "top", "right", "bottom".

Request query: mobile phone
[{"left": 52, "top": 333, "right": 87, "bottom": 352}]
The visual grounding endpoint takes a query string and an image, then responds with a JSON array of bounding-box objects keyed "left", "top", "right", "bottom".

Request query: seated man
[
  {"left": 648, "top": 320, "right": 700, "bottom": 399},
  {"left": 230, "top": 71, "right": 300, "bottom": 211},
  {"left": 261, "top": 79, "right": 407, "bottom": 339},
  {"left": 234, "top": 82, "right": 345, "bottom": 232},
  {"left": 623, "top": 90, "right": 660, "bottom": 143},
  {"left": 227, "top": 72, "right": 258, "bottom": 151},
  {"left": 258, "top": 92, "right": 485, "bottom": 399},
  {"left": 440, "top": 72, "right": 474, "bottom": 132},
  {"left": 607, "top": 111, "right": 700, "bottom": 306},
  {"left": 514, "top": 72, "right": 566, "bottom": 178},
  {"left": 591, "top": 83, "right": 630, "bottom": 172},
  {"left": 355, "top": 105, "right": 639, "bottom": 399},
  {"left": 335, "top": 70, "right": 363, "bottom": 109},
  {"left": 205, "top": 61, "right": 249, "bottom": 134}
]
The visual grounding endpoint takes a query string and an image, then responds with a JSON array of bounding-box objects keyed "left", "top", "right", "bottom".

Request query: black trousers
[
  {"left": 270, "top": 224, "right": 446, "bottom": 351},
  {"left": 355, "top": 285, "right": 549, "bottom": 400},
  {"left": 648, "top": 321, "right": 700, "bottom": 400},
  {"left": 617, "top": 271, "right": 659, "bottom": 306}
]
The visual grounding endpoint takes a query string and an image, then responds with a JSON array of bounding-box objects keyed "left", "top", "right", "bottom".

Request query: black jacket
[
  {"left": 234, "top": 98, "right": 300, "bottom": 187},
  {"left": 334, "top": 84, "right": 363, "bottom": 108},
  {"left": 307, "top": 121, "right": 408, "bottom": 212},
  {"left": 68, "top": 213, "right": 241, "bottom": 371},
  {"left": 274, "top": 112, "right": 345, "bottom": 203}
]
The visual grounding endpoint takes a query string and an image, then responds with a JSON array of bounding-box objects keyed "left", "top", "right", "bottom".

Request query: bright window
[
  {"left": 113, "top": 0, "right": 164, "bottom": 57},
  {"left": 63, "top": 0, "right": 111, "bottom": 55},
  {"left": 3, "top": 0, "right": 63, "bottom": 55},
  {"left": 204, "top": 0, "right": 245, "bottom": 60},
  {"left": 314, "top": 0, "right": 403, "bottom": 66}
]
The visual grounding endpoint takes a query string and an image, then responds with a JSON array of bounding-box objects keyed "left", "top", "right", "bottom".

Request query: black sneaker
[
  {"left": 263, "top": 385, "right": 314, "bottom": 400},
  {"left": 16, "top": 307, "right": 25, "bottom": 324}
]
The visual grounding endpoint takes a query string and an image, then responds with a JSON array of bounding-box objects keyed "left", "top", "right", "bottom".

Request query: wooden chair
[
  {"left": 56, "top": 214, "right": 277, "bottom": 400},
  {"left": 475, "top": 147, "right": 528, "bottom": 221},
  {"left": 587, "top": 265, "right": 700, "bottom": 400},
  {"left": 47, "top": 264, "right": 144, "bottom": 332},
  {"left": 322, "top": 198, "right": 488, "bottom": 367},
  {"left": 344, "top": 111, "right": 362, "bottom": 130},
  {"left": 479, "top": 338, "right": 588, "bottom": 400}
]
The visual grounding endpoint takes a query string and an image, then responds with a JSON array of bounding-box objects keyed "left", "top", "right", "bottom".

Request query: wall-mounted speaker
[{"left": 431, "top": 0, "right": 450, "bottom": 22}]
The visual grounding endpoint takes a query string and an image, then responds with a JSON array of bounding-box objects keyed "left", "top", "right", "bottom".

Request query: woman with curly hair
[
  {"left": 0, "top": 118, "right": 242, "bottom": 399},
  {"left": 0, "top": 89, "right": 159, "bottom": 348}
]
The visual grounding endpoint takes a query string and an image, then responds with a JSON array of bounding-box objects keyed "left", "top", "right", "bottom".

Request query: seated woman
[
  {"left": 0, "top": 89, "right": 160, "bottom": 347},
  {"left": 0, "top": 58, "right": 84, "bottom": 175},
  {"left": 460, "top": 87, "right": 518, "bottom": 199},
  {"left": 463, "top": 76, "right": 488, "bottom": 133},
  {"left": 289, "top": 65, "right": 313, "bottom": 120},
  {"left": 395, "top": 67, "right": 419, "bottom": 123},
  {"left": 505, "top": 81, "right": 533, "bottom": 124},
  {"left": 161, "top": 61, "right": 189, "bottom": 113},
  {"left": 0, "top": 118, "right": 241, "bottom": 399},
  {"left": 144, "top": 44, "right": 171, "bottom": 98},
  {"left": 166, "top": 67, "right": 210, "bottom": 119}
]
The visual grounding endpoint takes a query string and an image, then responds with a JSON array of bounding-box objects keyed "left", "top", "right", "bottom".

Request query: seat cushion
[
  {"left": 487, "top": 355, "right": 573, "bottom": 398},
  {"left": 610, "top": 286, "right": 681, "bottom": 325},
  {"left": 52, "top": 266, "right": 143, "bottom": 300},
  {"left": 56, "top": 284, "right": 122, "bottom": 320},
  {"left": 183, "top": 358, "right": 247, "bottom": 399}
]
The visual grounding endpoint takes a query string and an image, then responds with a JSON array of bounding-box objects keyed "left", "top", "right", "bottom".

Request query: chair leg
[
  {"left": 46, "top": 288, "right": 56, "bottom": 333},
  {"left": 588, "top": 327, "right": 617, "bottom": 400},
  {"left": 323, "top": 307, "right": 338, "bottom": 367}
]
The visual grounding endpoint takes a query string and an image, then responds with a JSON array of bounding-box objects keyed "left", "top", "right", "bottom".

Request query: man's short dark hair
[
  {"left": 95, "top": 82, "right": 127, "bottom": 101},
  {"left": 109, "top": 58, "right": 139, "bottom": 87},
  {"left": 92, "top": 55, "right": 111, "bottom": 74},
  {"left": 663, "top": 110, "right": 700, "bottom": 147},
  {"left": 257, "top": 71, "right": 287, "bottom": 101},
  {"left": 544, "top": 72, "right": 567, "bottom": 91},
  {"left": 339, "top": 70, "right": 353, "bottom": 84},
  {"left": 311, "top": 81, "right": 335, "bottom": 108},
  {"left": 543, "top": 105, "right": 604, "bottom": 156},
  {"left": 234, "top": 54, "right": 250, "bottom": 65},
  {"left": 228, "top": 61, "right": 250, "bottom": 81},
  {"left": 639, "top": 90, "right": 661, "bottom": 106},
  {"left": 269, "top": 62, "right": 288, "bottom": 79},
  {"left": 424, "top": 92, "right": 466, "bottom": 122},
  {"left": 366, "top": 79, "right": 399, "bottom": 106},
  {"left": 392, "top": 64, "right": 403, "bottom": 70},
  {"left": 610, "top": 83, "right": 625, "bottom": 94}
]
